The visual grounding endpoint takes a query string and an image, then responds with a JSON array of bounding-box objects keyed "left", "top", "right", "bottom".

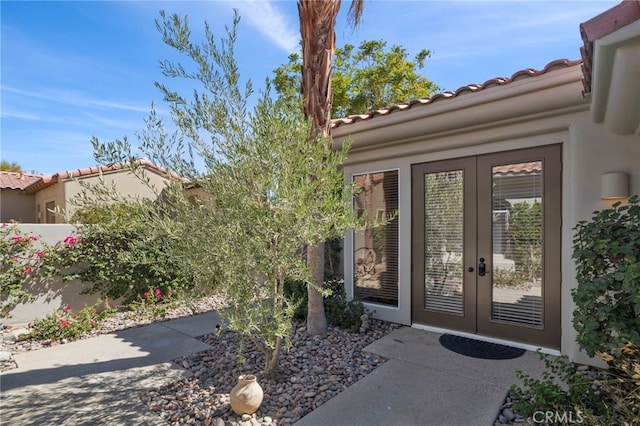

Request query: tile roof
[
  {"left": 331, "top": 58, "right": 582, "bottom": 129},
  {"left": 0, "top": 160, "right": 175, "bottom": 194},
  {"left": 580, "top": 1, "right": 640, "bottom": 94},
  {"left": 0, "top": 172, "right": 43, "bottom": 191},
  {"left": 493, "top": 162, "right": 542, "bottom": 175}
]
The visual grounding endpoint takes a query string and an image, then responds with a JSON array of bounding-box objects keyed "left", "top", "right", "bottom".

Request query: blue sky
[{"left": 1, "top": 0, "right": 619, "bottom": 175}]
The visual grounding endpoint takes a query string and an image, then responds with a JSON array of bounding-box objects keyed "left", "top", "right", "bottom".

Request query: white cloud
[
  {"left": 233, "top": 0, "right": 299, "bottom": 53},
  {"left": 2, "top": 85, "right": 150, "bottom": 114}
]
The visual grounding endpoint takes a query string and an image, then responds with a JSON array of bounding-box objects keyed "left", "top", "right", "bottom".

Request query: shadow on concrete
[{"left": 0, "top": 312, "right": 221, "bottom": 424}]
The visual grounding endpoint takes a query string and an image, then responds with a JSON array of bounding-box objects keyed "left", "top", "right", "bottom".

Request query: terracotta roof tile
[
  {"left": 0, "top": 172, "right": 43, "bottom": 191},
  {"left": 1, "top": 160, "right": 177, "bottom": 194},
  {"left": 580, "top": 1, "right": 640, "bottom": 94},
  {"left": 493, "top": 162, "right": 542, "bottom": 175},
  {"left": 332, "top": 59, "right": 581, "bottom": 129}
]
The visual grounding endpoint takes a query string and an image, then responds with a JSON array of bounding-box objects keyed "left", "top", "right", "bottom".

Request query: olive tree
[{"left": 86, "top": 11, "right": 364, "bottom": 377}]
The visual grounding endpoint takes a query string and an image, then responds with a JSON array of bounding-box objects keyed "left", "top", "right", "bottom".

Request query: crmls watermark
[{"left": 533, "top": 411, "right": 585, "bottom": 424}]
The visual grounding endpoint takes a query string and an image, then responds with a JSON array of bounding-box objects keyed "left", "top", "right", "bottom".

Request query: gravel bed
[{"left": 141, "top": 320, "right": 400, "bottom": 425}]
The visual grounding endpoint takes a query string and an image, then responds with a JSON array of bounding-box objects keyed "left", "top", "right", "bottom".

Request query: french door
[{"left": 411, "top": 145, "right": 561, "bottom": 348}]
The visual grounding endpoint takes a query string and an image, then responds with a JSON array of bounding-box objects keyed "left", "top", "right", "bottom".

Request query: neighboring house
[
  {"left": 333, "top": 1, "right": 639, "bottom": 366},
  {"left": 0, "top": 160, "right": 173, "bottom": 223}
]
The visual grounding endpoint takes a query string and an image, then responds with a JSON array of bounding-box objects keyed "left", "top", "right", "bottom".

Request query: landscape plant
[
  {"left": 82, "top": 10, "right": 371, "bottom": 378},
  {"left": 126, "top": 286, "right": 178, "bottom": 322},
  {"left": 510, "top": 195, "right": 640, "bottom": 424},
  {"left": 285, "top": 278, "right": 366, "bottom": 332},
  {"left": 509, "top": 201, "right": 542, "bottom": 281},
  {"left": 572, "top": 195, "right": 640, "bottom": 356},
  {"left": 274, "top": 39, "right": 438, "bottom": 118},
  {"left": 23, "top": 303, "right": 116, "bottom": 342},
  {"left": 55, "top": 202, "right": 197, "bottom": 303},
  {"left": 0, "top": 223, "right": 57, "bottom": 317}
]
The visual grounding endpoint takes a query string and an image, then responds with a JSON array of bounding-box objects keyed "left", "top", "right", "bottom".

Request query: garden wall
[{"left": 4, "top": 224, "right": 114, "bottom": 326}]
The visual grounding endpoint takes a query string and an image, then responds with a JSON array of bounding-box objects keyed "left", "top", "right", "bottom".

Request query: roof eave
[
  {"left": 589, "top": 18, "right": 640, "bottom": 135},
  {"left": 333, "top": 62, "right": 585, "bottom": 151}
]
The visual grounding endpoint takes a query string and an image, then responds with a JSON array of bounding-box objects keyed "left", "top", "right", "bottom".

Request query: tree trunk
[
  {"left": 298, "top": 0, "right": 341, "bottom": 336},
  {"left": 298, "top": 0, "right": 364, "bottom": 336},
  {"left": 306, "top": 242, "right": 327, "bottom": 335}
]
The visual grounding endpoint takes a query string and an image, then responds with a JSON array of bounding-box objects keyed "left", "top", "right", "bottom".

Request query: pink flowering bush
[
  {"left": 128, "top": 287, "right": 176, "bottom": 321},
  {"left": 52, "top": 203, "right": 196, "bottom": 303},
  {"left": 0, "top": 223, "right": 57, "bottom": 316},
  {"left": 23, "top": 303, "right": 116, "bottom": 342}
]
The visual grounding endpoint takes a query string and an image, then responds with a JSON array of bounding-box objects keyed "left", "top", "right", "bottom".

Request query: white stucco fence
[{"left": 3, "top": 224, "right": 112, "bottom": 326}]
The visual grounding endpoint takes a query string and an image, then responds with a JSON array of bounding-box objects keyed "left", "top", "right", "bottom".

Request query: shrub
[
  {"left": 594, "top": 343, "right": 640, "bottom": 423},
  {"left": 572, "top": 194, "right": 640, "bottom": 357},
  {"left": 510, "top": 351, "right": 606, "bottom": 419},
  {"left": 54, "top": 204, "right": 197, "bottom": 303},
  {"left": 23, "top": 303, "right": 116, "bottom": 342},
  {"left": 286, "top": 278, "right": 365, "bottom": 332},
  {"left": 493, "top": 268, "right": 527, "bottom": 288},
  {"left": 126, "top": 286, "right": 178, "bottom": 321},
  {"left": 511, "top": 345, "right": 640, "bottom": 425},
  {"left": 0, "top": 223, "right": 57, "bottom": 316}
]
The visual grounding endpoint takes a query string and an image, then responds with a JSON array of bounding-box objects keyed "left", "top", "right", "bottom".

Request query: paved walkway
[{"left": 1, "top": 314, "right": 548, "bottom": 425}]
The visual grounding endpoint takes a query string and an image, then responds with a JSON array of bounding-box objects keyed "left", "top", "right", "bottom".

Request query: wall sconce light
[{"left": 601, "top": 172, "right": 629, "bottom": 200}]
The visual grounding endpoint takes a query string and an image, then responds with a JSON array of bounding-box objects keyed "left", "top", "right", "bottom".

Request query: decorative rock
[
  {"left": 5, "top": 328, "right": 29, "bottom": 342},
  {"left": 0, "top": 351, "right": 12, "bottom": 362},
  {"left": 502, "top": 408, "right": 516, "bottom": 422},
  {"left": 241, "top": 414, "right": 252, "bottom": 421}
]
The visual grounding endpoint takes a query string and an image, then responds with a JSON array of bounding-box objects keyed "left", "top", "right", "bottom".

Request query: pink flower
[
  {"left": 37, "top": 251, "right": 44, "bottom": 258},
  {"left": 24, "top": 267, "right": 33, "bottom": 275},
  {"left": 143, "top": 292, "right": 151, "bottom": 298},
  {"left": 63, "top": 236, "right": 77, "bottom": 245},
  {"left": 29, "top": 235, "right": 38, "bottom": 241},
  {"left": 27, "top": 322, "right": 32, "bottom": 328},
  {"left": 11, "top": 236, "right": 23, "bottom": 242},
  {"left": 165, "top": 289, "right": 171, "bottom": 295},
  {"left": 90, "top": 320, "right": 96, "bottom": 326},
  {"left": 59, "top": 319, "right": 71, "bottom": 327},
  {"left": 5, "top": 312, "right": 11, "bottom": 318},
  {"left": 10, "top": 257, "right": 17, "bottom": 262},
  {"left": 63, "top": 305, "right": 71, "bottom": 312},
  {"left": 154, "top": 288, "right": 162, "bottom": 299}
]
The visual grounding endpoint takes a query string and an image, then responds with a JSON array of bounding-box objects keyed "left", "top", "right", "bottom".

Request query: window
[
  {"left": 45, "top": 201, "right": 56, "bottom": 224},
  {"left": 352, "top": 170, "right": 399, "bottom": 307}
]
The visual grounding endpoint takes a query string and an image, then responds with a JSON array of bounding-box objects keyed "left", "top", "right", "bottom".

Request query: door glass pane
[
  {"left": 491, "top": 161, "right": 543, "bottom": 327},
  {"left": 353, "top": 170, "right": 399, "bottom": 307},
  {"left": 424, "top": 170, "right": 464, "bottom": 315}
]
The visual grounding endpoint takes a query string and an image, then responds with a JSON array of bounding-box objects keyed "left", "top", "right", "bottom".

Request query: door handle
[{"left": 478, "top": 258, "right": 486, "bottom": 276}]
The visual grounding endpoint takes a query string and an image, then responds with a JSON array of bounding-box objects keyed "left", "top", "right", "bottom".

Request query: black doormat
[{"left": 439, "top": 334, "right": 526, "bottom": 360}]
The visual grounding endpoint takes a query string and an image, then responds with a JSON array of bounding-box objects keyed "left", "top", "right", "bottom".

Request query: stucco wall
[
  {"left": 3, "top": 224, "right": 117, "bottom": 326},
  {"left": 1, "top": 190, "right": 35, "bottom": 222},
  {"left": 333, "top": 65, "right": 639, "bottom": 367},
  {"left": 62, "top": 168, "right": 169, "bottom": 219},
  {"left": 34, "top": 183, "right": 65, "bottom": 223}
]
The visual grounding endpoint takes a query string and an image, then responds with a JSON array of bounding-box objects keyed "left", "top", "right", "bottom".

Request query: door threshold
[{"left": 411, "top": 323, "right": 561, "bottom": 356}]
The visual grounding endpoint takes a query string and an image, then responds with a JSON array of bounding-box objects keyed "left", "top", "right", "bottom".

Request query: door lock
[{"left": 478, "top": 258, "right": 486, "bottom": 276}]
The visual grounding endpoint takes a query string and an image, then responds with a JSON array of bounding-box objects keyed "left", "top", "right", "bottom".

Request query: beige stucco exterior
[
  {"left": 62, "top": 168, "right": 170, "bottom": 220},
  {"left": 3, "top": 167, "right": 172, "bottom": 224},
  {"left": 0, "top": 190, "right": 35, "bottom": 223},
  {"left": 334, "top": 64, "right": 639, "bottom": 367}
]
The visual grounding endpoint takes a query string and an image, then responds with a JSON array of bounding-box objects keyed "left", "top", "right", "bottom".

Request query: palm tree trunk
[
  {"left": 298, "top": 0, "right": 364, "bottom": 335},
  {"left": 298, "top": 0, "right": 341, "bottom": 336}
]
